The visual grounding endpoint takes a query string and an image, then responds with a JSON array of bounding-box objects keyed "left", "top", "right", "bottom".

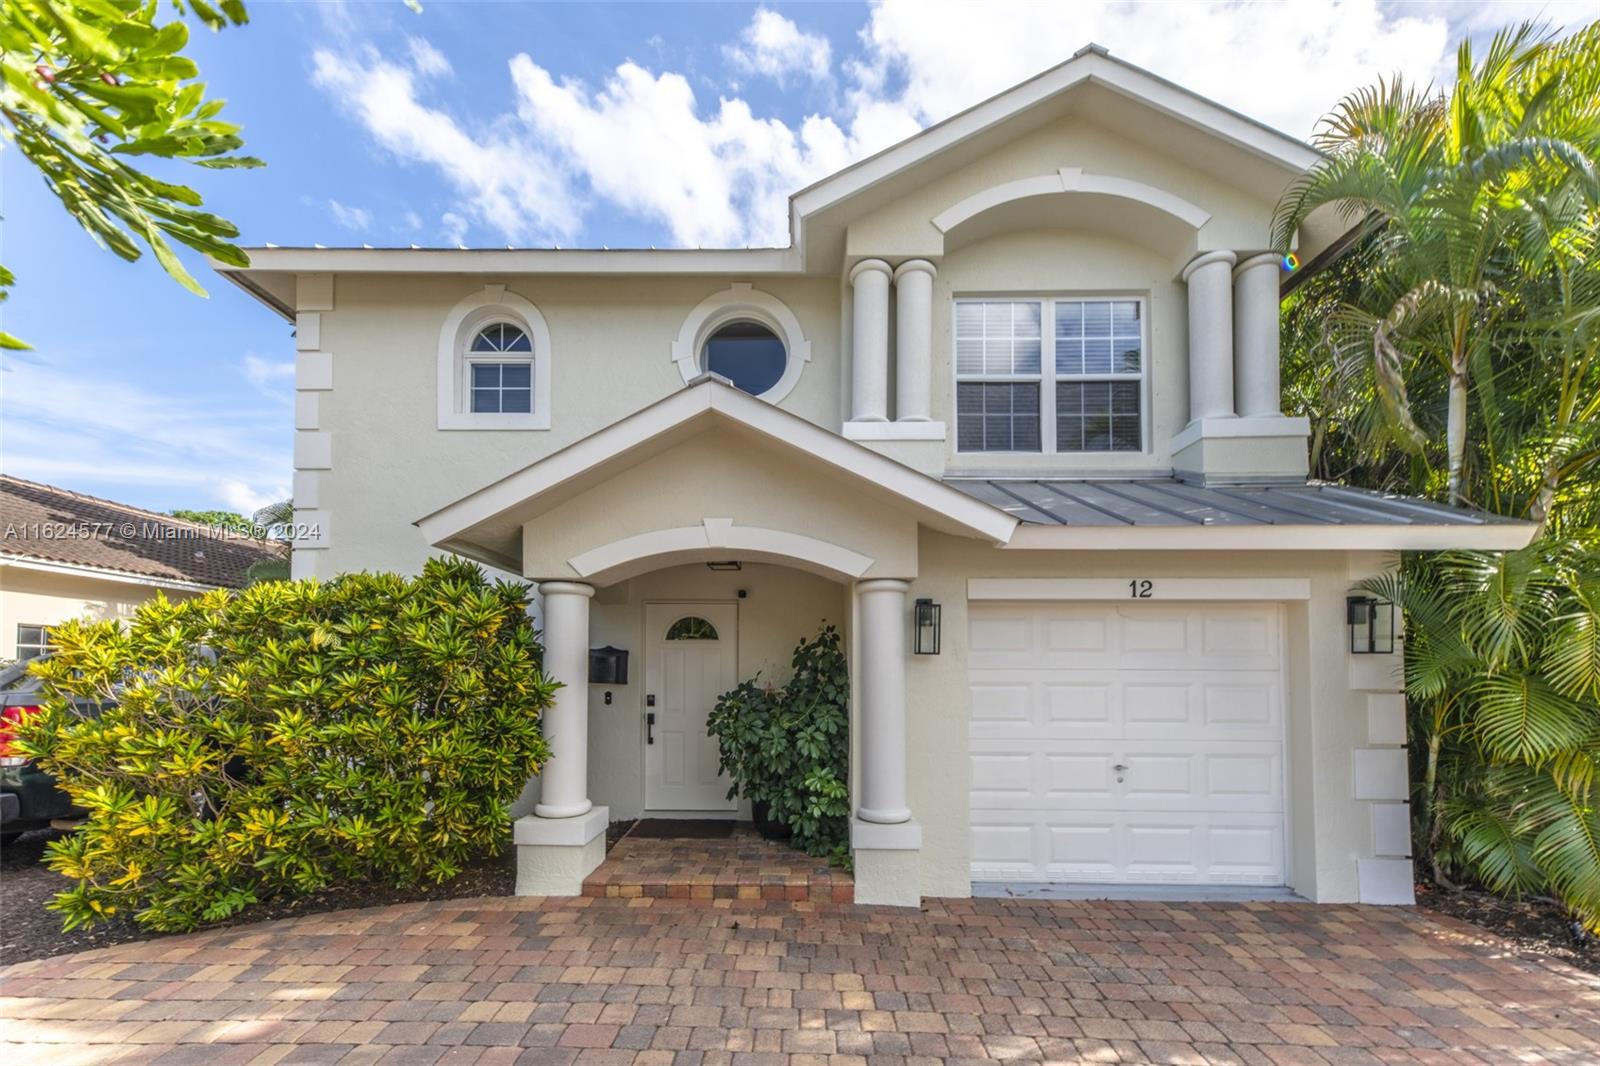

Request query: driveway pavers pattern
[{"left": 2, "top": 894, "right": 1598, "bottom": 1065}]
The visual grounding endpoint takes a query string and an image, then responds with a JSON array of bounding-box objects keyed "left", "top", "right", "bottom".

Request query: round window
[{"left": 701, "top": 320, "right": 787, "bottom": 396}]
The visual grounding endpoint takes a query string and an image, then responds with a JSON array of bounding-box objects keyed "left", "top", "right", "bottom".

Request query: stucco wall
[
  {"left": 310, "top": 274, "right": 840, "bottom": 577},
  {"left": 0, "top": 566, "right": 199, "bottom": 659}
]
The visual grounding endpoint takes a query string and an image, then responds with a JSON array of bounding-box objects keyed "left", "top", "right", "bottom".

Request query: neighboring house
[
  {"left": 0, "top": 476, "right": 287, "bottom": 660},
  {"left": 215, "top": 47, "right": 1534, "bottom": 908}
]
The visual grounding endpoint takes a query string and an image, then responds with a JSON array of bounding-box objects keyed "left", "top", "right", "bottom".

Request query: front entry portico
[{"left": 415, "top": 380, "right": 1011, "bottom": 906}]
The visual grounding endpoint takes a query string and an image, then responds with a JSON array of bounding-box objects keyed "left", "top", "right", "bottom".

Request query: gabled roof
[
  {"left": 0, "top": 476, "right": 288, "bottom": 589},
  {"left": 416, "top": 377, "right": 1019, "bottom": 571}
]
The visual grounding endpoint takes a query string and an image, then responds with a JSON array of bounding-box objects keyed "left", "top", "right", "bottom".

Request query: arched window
[
  {"left": 436, "top": 286, "right": 552, "bottom": 430},
  {"left": 468, "top": 322, "right": 534, "bottom": 413},
  {"left": 665, "top": 616, "right": 719, "bottom": 640},
  {"left": 701, "top": 320, "right": 786, "bottom": 396}
]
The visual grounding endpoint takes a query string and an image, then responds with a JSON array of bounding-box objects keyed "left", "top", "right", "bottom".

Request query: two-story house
[{"left": 217, "top": 47, "right": 1533, "bottom": 909}]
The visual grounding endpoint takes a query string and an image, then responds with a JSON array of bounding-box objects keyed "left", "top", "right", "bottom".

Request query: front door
[{"left": 644, "top": 602, "right": 740, "bottom": 812}]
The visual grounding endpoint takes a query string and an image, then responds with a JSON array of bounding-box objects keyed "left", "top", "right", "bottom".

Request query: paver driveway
[{"left": 2, "top": 895, "right": 1598, "bottom": 1065}]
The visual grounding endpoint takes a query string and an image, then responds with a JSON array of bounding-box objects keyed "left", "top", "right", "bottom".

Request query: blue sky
[{"left": 3, "top": 0, "right": 1597, "bottom": 515}]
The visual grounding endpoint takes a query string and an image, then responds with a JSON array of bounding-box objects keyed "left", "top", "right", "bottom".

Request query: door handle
[
  {"left": 647, "top": 712, "right": 655, "bottom": 745},
  {"left": 1112, "top": 764, "right": 1128, "bottom": 772}
]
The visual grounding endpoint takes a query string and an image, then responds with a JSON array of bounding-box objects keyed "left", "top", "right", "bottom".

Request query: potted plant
[{"left": 707, "top": 625, "right": 850, "bottom": 861}]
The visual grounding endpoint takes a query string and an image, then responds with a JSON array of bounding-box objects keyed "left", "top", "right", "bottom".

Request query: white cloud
[
  {"left": 327, "top": 199, "right": 372, "bottom": 232},
  {"left": 407, "top": 35, "right": 452, "bottom": 78},
  {"left": 0, "top": 356, "right": 291, "bottom": 513},
  {"left": 311, "top": 1, "right": 1600, "bottom": 249},
  {"left": 242, "top": 354, "right": 295, "bottom": 395},
  {"left": 217, "top": 478, "right": 284, "bottom": 514},
  {"left": 310, "top": 44, "right": 577, "bottom": 245},
  {"left": 724, "top": 8, "right": 832, "bottom": 85},
  {"left": 440, "top": 210, "right": 469, "bottom": 246}
]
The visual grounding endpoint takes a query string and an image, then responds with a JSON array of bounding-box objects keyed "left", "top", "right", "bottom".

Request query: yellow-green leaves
[{"left": 19, "top": 557, "right": 553, "bottom": 933}]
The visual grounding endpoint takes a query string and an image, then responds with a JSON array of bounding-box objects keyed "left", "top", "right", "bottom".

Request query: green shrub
[
  {"left": 17, "top": 557, "right": 554, "bottom": 932},
  {"left": 707, "top": 625, "right": 850, "bottom": 863}
]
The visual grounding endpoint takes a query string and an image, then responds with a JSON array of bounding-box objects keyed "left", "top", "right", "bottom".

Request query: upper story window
[
  {"left": 956, "top": 297, "right": 1145, "bottom": 454},
  {"left": 672, "top": 284, "right": 812, "bottom": 403},
  {"left": 468, "top": 323, "right": 534, "bottom": 413},
  {"left": 701, "top": 320, "right": 786, "bottom": 396},
  {"left": 437, "top": 286, "right": 552, "bottom": 431}
]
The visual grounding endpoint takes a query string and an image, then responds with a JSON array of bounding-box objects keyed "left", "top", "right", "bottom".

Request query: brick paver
[
  {"left": 582, "top": 828, "right": 852, "bottom": 903},
  {"left": 2, "top": 894, "right": 1597, "bottom": 1064}
]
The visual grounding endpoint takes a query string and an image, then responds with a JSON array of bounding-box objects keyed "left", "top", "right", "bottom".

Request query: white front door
[
  {"left": 968, "top": 601, "right": 1287, "bottom": 885},
  {"left": 644, "top": 602, "right": 740, "bottom": 812}
]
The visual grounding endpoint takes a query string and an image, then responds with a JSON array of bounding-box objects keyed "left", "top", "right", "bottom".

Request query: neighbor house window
[
  {"left": 15, "top": 624, "right": 49, "bottom": 661},
  {"left": 955, "top": 297, "right": 1145, "bottom": 454},
  {"left": 467, "top": 323, "right": 534, "bottom": 414}
]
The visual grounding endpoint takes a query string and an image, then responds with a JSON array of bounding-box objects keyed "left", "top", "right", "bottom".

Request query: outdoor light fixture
[
  {"left": 705, "top": 560, "right": 742, "bottom": 571},
  {"left": 1346, "top": 594, "right": 1396, "bottom": 655},
  {"left": 913, "top": 598, "right": 941, "bottom": 655}
]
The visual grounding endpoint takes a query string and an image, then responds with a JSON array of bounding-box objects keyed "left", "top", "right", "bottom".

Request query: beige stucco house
[{"left": 217, "top": 48, "right": 1533, "bottom": 908}]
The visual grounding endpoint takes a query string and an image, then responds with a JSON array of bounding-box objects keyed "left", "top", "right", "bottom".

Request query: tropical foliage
[
  {"left": 1, "top": 0, "right": 259, "bottom": 347},
  {"left": 706, "top": 625, "right": 851, "bottom": 864},
  {"left": 1278, "top": 22, "right": 1600, "bottom": 928},
  {"left": 15, "top": 558, "right": 553, "bottom": 932}
]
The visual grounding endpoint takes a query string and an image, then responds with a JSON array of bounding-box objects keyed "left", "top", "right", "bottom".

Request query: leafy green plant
[
  {"left": 706, "top": 625, "right": 850, "bottom": 863},
  {"left": 16, "top": 557, "right": 554, "bottom": 932},
  {"left": 1, "top": 0, "right": 262, "bottom": 348},
  {"left": 1368, "top": 545, "right": 1600, "bottom": 930}
]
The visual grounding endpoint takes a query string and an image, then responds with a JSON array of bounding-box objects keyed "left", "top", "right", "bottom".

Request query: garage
[{"left": 968, "top": 600, "right": 1287, "bottom": 886}]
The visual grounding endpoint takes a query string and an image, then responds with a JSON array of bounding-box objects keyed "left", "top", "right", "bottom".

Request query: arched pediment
[{"left": 932, "top": 168, "right": 1210, "bottom": 255}]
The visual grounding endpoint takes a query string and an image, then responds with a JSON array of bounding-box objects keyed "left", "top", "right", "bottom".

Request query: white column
[
  {"left": 893, "top": 260, "right": 936, "bottom": 422},
  {"left": 849, "top": 259, "right": 892, "bottom": 422},
  {"left": 1233, "top": 252, "right": 1283, "bottom": 417},
  {"left": 534, "top": 581, "right": 594, "bottom": 819},
  {"left": 856, "top": 578, "right": 910, "bottom": 824},
  {"left": 1180, "top": 249, "right": 1238, "bottom": 422}
]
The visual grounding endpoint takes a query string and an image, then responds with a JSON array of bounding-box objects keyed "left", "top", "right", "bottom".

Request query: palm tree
[
  {"left": 1368, "top": 545, "right": 1600, "bottom": 929},
  {"left": 243, "top": 498, "right": 293, "bottom": 584},
  {"left": 1273, "top": 22, "right": 1600, "bottom": 507}
]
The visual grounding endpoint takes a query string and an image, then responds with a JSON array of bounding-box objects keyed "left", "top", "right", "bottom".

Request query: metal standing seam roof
[{"left": 944, "top": 478, "right": 1521, "bottom": 528}]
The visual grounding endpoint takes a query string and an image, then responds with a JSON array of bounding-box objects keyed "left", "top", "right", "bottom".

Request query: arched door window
[{"left": 665, "top": 616, "right": 719, "bottom": 640}]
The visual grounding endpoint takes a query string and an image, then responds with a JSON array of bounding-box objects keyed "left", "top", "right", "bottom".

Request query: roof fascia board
[
  {"left": 1004, "top": 522, "right": 1536, "bottom": 552},
  {"left": 213, "top": 246, "right": 803, "bottom": 277},
  {"left": 416, "top": 382, "right": 1018, "bottom": 548},
  {"left": 0, "top": 553, "right": 223, "bottom": 592},
  {"left": 791, "top": 51, "right": 1318, "bottom": 221}
]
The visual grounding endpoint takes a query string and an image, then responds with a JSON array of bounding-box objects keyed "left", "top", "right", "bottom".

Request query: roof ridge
[{"left": 0, "top": 474, "right": 268, "bottom": 537}]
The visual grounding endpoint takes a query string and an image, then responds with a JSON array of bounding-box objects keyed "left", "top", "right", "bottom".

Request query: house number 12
[{"left": 1128, "top": 579, "right": 1154, "bottom": 598}]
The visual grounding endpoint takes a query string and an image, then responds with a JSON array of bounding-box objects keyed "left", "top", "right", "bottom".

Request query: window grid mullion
[{"left": 1041, "top": 298, "right": 1058, "bottom": 453}]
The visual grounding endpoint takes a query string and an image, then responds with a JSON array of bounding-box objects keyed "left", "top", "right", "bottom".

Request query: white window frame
[
  {"left": 437, "top": 285, "right": 552, "bottom": 430},
  {"left": 15, "top": 623, "right": 49, "bottom": 660},
  {"left": 671, "top": 283, "right": 811, "bottom": 403},
  {"left": 953, "top": 294, "right": 1149, "bottom": 455}
]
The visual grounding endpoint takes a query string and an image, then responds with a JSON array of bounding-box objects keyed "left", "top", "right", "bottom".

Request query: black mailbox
[{"left": 588, "top": 646, "right": 629, "bottom": 685}]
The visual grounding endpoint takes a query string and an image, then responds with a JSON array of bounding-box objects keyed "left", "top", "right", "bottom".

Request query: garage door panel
[{"left": 969, "top": 601, "right": 1287, "bottom": 886}]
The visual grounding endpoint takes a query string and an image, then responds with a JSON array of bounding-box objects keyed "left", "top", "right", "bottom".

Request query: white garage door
[{"left": 969, "top": 601, "right": 1286, "bottom": 885}]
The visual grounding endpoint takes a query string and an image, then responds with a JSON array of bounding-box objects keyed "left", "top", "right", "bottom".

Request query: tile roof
[
  {"left": 0, "top": 475, "right": 288, "bottom": 588},
  {"left": 945, "top": 477, "right": 1523, "bottom": 528}
]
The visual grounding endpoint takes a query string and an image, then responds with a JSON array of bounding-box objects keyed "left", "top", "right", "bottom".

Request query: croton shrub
[
  {"left": 17, "top": 558, "right": 554, "bottom": 932},
  {"left": 706, "top": 625, "right": 850, "bottom": 864}
]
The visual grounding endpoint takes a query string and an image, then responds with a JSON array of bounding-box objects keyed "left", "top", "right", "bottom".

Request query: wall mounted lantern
[
  {"left": 1346, "top": 595, "right": 1395, "bottom": 655},
  {"left": 913, "top": 598, "right": 941, "bottom": 655},
  {"left": 588, "top": 645, "right": 629, "bottom": 684}
]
